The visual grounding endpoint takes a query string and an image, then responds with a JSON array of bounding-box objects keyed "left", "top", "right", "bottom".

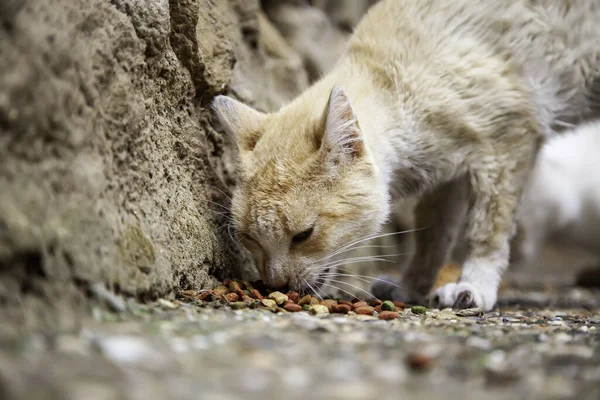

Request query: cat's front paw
[
  {"left": 432, "top": 282, "right": 496, "bottom": 311},
  {"left": 371, "top": 275, "right": 427, "bottom": 305}
]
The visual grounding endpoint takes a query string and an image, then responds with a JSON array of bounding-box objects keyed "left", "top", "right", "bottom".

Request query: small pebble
[
  {"left": 225, "top": 293, "right": 239, "bottom": 302},
  {"left": 268, "top": 291, "right": 289, "bottom": 305},
  {"left": 283, "top": 303, "right": 302, "bottom": 312},
  {"left": 157, "top": 299, "right": 178, "bottom": 309},
  {"left": 309, "top": 305, "right": 329, "bottom": 315},
  {"left": 381, "top": 300, "right": 396, "bottom": 311},
  {"left": 379, "top": 311, "right": 399, "bottom": 320},
  {"left": 355, "top": 306, "right": 375, "bottom": 316},
  {"left": 411, "top": 306, "right": 427, "bottom": 315}
]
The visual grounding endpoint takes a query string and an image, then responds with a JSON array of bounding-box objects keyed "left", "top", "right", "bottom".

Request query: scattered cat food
[
  {"left": 381, "top": 300, "right": 396, "bottom": 311},
  {"left": 379, "top": 311, "right": 399, "bottom": 320},
  {"left": 179, "top": 280, "right": 423, "bottom": 320},
  {"left": 310, "top": 304, "right": 330, "bottom": 315},
  {"left": 411, "top": 305, "right": 427, "bottom": 315},
  {"left": 407, "top": 352, "right": 434, "bottom": 371},
  {"left": 268, "top": 291, "right": 288, "bottom": 305}
]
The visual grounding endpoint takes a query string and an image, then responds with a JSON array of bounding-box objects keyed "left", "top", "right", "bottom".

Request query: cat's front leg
[
  {"left": 371, "top": 175, "right": 469, "bottom": 304},
  {"left": 433, "top": 152, "right": 535, "bottom": 311}
]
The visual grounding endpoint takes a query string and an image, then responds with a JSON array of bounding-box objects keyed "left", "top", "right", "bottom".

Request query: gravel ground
[{"left": 1, "top": 287, "right": 599, "bottom": 400}]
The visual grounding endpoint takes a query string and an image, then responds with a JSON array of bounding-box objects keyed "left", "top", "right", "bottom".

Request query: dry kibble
[
  {"left": 374, "top": 305, "right": 382, "bottom": 313},
  {"left": 331, "top": 304, "right": 352, "bottom": 314},
  {"left": 242, "top": 295, "right": 254, "bottom": 303},
  {"left": 287, "top": 291, "right": 300, "bottom": 303},
  {"left": 320, "top": 299, "right": 338, "bottom": 311},
  {"left": 309, "top": 297, "right": 320, "bottom": 306},
  {"left": 411, "top": 305, "right": 427, "bottom": 315},
  {"left": 381, "top": 300, "right": 396, "bottom": 311},
  {"left": 249, "top": 289, "right": 263, "bottom": 300},
  {"left": 225, "top": 293, "right": 239, "bottom": 302},
  {"left": 370, "top": 299, "right": 383, "bottom": 307},
  {"left": 199, "top": 290, "right": 214, "bottom": 301},
  {"left": 268, "top": 291, "right": 289, "bottom": 305},
  {"left": 261, "top": 299, "right": 278, "bottom": 311},
  {"left": 284, "top": 303, "right": 303, "bottom": 312},
  {"left": 213, "top": 285, "right": 228, "bottom": 296},
  {"left": 407, "top": 352, "right": 434, "bottom": 370},
  {"left": 339, "top": 300, "right": 353, "bottom": 307},
  {"left": 302, "top": 304, "right": 310, "bottom": 311},
  {"left": 228, "top": 281, "right": 241, "bottom": 293},
  {"left": 352, "top": 301, "right": 368, "bottom": 309},
  {"left": 298, "top": 295, "right": 312, "bottom": 306},
  {"left": 229, "top": 302, "right": 246, "bottom": 310},
  {"left": 379, "top": 311, "right": 399, "bottom": 320},
  {"left": 354, "top": 306, "right": 375, "bottom": 316},
  {"left": 309, "top": 304, "right": 329, "bottom": 315},
  {"left": 393, "top": 301, "right": 407, "bottom": 309}
]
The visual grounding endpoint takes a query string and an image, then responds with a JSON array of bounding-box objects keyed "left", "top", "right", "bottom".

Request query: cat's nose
[{"left": 263, "top": 264, "right": 289, "bottom": 289}]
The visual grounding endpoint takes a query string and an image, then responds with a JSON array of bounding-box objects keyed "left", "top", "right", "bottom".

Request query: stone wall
[{"left": 0, "top": 0, "right": 377, "bottom": 336}]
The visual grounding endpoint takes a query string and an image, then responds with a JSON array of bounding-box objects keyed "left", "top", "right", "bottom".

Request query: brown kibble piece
[
  {"left": 370, "top": 299, "right": 383, "bottom": 307},
  {"left": 249, "top": 289, "right": 264, "bottom": 300},
  {"left": 407, "top": 353, "right": 434, "bottom": 370},
  {"left": 228, "top": 281, "right": 241, "bottom": 293},
  {"left": 320, "top": 299, "right": 338, "bottom": 311},
  {"left": 309, "top": 297, "right": 320, "bottom": 306},
  {"left": 379, "top": 311, "right": 399, "bottom": 320},
  {"left": 331, "top": 304, "right": 352, "bottom": 314},
  {"left": 287, "top": 291, "right": 300, "bottom": 303},
  {"left": 235, "top": 289, "right": 245, "bottom": 299},
  {"left": 199, "top": 290, "right": 214, "bottom": 301},
  {"left": 354, "top": 306, "right": 375, "bottom": 315},
  {"left": 298, "top": 295, "right": 312, "bottom": 306},
  {"left": 374, "top": 305, "right": 382, "bottom": 313},
  {"left": 352, "top": 301, "right": 368, "bottom": 309},
  {"left": 339, "top": 300, "right": 353, "bottom": 307},
  {"left": 213, "top": 285, "right": 228, "bottom": 296},
  {"left": 283, "top": 303, "right": 302, "bottom": 312},
  {"left": 225, "top": 293, "right": 239, "bottom": 302},
  {"left": 222, "top": 279, "right": 231, "bottom": 287},
  {"left": 242, "top": 295, "right": 254, "bottom": 303},
  {"left": 393, "top": 301, "right": 406, "bottom": 309}
]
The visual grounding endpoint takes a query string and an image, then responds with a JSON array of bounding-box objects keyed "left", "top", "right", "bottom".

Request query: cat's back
[{"left": 349, "top": 0, "right": 600, "bottom": 128}]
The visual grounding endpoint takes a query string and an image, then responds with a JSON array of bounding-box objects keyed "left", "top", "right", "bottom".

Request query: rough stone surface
[
  {"left": 0, "top": 0, "right": 352, "bottom": 337},
  {"left": 0, "top": 288, "right": 599, "bottom": 400}
]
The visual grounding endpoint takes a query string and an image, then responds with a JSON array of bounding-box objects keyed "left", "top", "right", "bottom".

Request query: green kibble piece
[
  {"left": 302, "top": 304, "right": 310, "bottom": 311},
  {"left": 381, "top": 300, "right": 396, "bottom": 311},
  {"left": 230, "top": 302, "right": 246, "bottom": 310},
  {"left": 411, "top": 305, "right": 427, "bottom": 315},
  {"left": 243, "top": 289, "right": 251, "bottom": 296}
]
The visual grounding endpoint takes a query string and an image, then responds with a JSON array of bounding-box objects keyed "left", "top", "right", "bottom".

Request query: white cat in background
[{"left": 515, "top": 121, "right": 600, "bottom": 262}]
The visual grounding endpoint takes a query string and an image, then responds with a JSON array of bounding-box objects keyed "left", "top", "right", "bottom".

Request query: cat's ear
[
  {"left": 212, "top": 95, "right": 266, "bottom": 152},
  {"left": 323, "top": 85, "right": 364, "bottom": 162}
]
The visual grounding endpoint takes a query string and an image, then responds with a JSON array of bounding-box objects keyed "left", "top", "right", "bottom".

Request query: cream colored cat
[{"left": 213, "top": 0, "right": 600, "bottom": 311}]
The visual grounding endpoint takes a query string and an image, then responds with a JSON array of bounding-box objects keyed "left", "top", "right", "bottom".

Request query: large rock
[{"left": 0, "top": 0, "right": 306, "bottom": 337}]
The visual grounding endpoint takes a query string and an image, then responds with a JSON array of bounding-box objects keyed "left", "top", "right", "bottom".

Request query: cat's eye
[{"left": 292, "top": 227, "right": 314, "bottom": 244}]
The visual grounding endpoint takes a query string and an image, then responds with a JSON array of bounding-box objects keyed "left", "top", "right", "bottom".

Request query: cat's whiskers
[
  {"left": 324, "top": 278, "right": 378, "bottom": 300},
  {"left": 319, "top": 272, "right": 405, "bottom": 289}
]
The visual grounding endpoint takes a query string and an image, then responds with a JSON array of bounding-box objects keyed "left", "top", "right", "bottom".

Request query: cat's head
[{"left": 212, "top": 86, "right": 389, "bottom": 292}]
